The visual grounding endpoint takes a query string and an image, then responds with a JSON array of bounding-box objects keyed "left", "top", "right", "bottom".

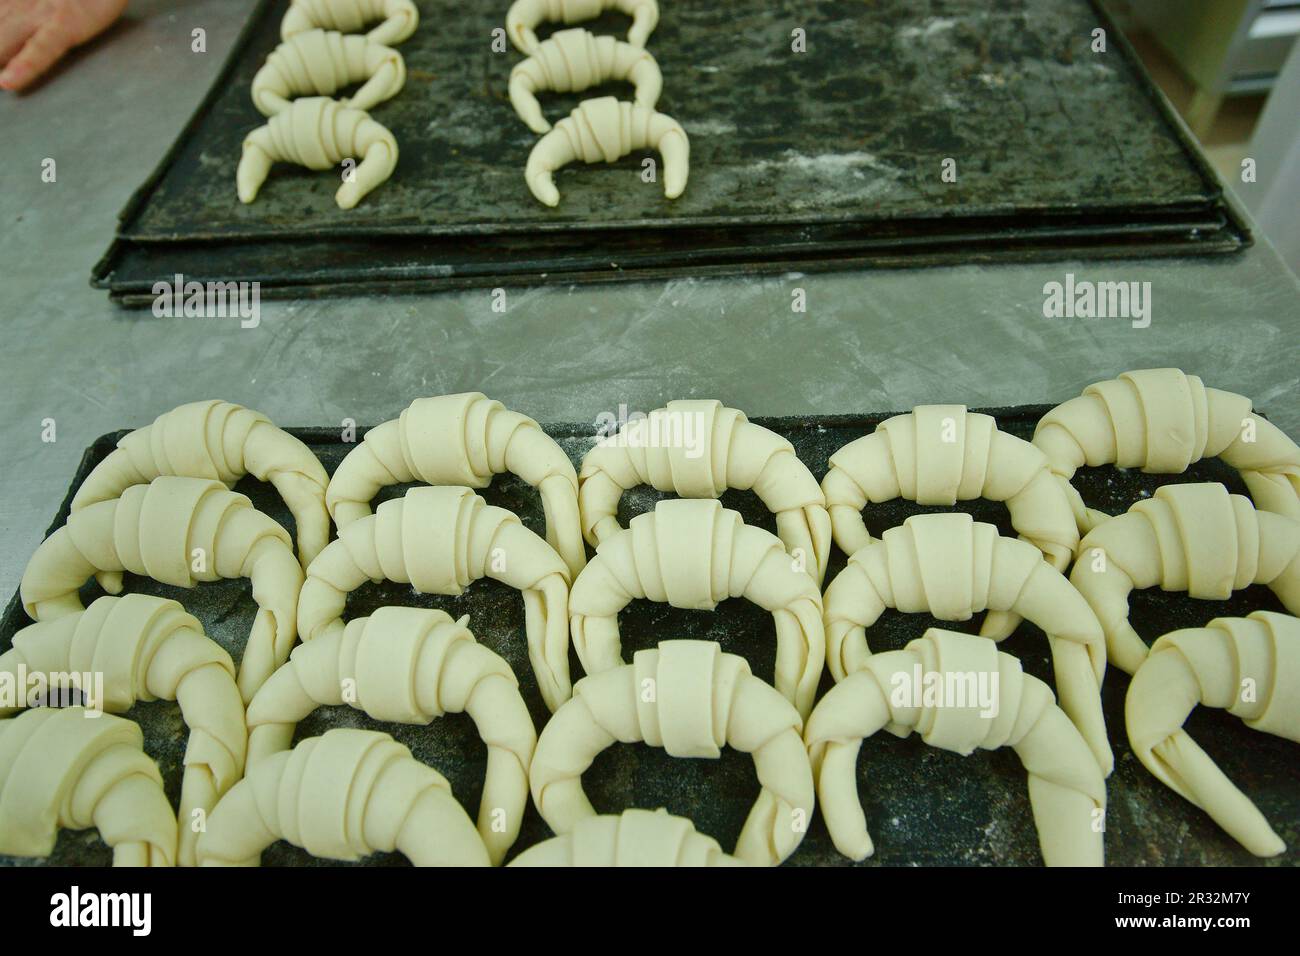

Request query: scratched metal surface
[{"left": 1, "top": 410, "right": 1295, "bottom": 867}]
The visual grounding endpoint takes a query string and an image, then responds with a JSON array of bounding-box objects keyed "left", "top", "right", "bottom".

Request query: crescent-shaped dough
[
  {"left": 805, "top": 628, "right": 1105, "bottom": 866},
  {"left": 1071, "top": 482, "right": 1300, "bottom": 675},
  {"left": 252, "top": 29, "right": 405, "bottom": 116},
  {"left": 509, "top": 808, "right": 746, "bottom": 866},
  {"left": 20, "top": 476, "right": 303, "bottom": 704},
  {"left": 569, "top": 498, "right": 825, "bottom": 719},
  {"left": 297, "top": 485, "right": 573, "bottom": 711},
  {"left": 325, "top": 392, "right": 585, "bottom": 578},
  {"left": 244, "top": 606, "right": 535, "bottom": 864},
  {"left": 195, "top": 728, "right": 490, "bottom": 866},
  {"left": 0, "top": 595, "right": 246, "bottom": 867},
  {"left": 580, "top": 399, "right": 832, "bottom": 586},
  {"left": 0, "top": 707, "right": 177, "bottom": 866},
  {"left": 526, "top": 96, "right": 689, "bottom": 207},
  {"left": 822, "top": 404, "right": 1078, "bottom": 637},
  {"left": 1033, "top": 368, "right": 1300, "bottom": 533},
  {"left": 281, "top": 0, "right": 418, "bottom": 47},
  {"left": 1126, "top": 611, "right": 1299, "bottom": 857},
  {"left": 822, "top": 512, "right": 1112, "bottom": 775},
  {"left": 509, "top": 28, "right": 661, "bottom": 134},
  {"left": 70, "top": 400, "right": 329, "bottom": 581},
  {"left": 505, "top": 0, "right": 659, "bottom": 54},
  {"left": 237, "top": 96, "right": 398, "bottom": 210},
  {"left": 529, "top": 639, "right": 814, "bottom": 866}
]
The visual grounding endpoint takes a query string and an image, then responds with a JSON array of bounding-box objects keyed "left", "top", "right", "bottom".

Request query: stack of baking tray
[{"left": 94, "top": 0, "right": 1250, "bottom": 304}]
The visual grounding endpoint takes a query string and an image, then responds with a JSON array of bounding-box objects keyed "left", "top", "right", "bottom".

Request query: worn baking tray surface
[{"left": 3, "top": 408, "right": 1295, "bottom": 866}]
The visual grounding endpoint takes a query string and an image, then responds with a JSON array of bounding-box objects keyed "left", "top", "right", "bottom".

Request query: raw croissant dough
[
  {"left": 237, "top": 96, "right": 398, "bottom": 209},
  {"left": 822, "top": 512, "right": 1112, "bottom": 775},
  {"left": 252, "top": 29, "right": 405, "bottom": 116},
  {"left": 580, "top": 399, "right": 832, "bottom": 585},
  {"left": 20, "top": 476, "right": 303, "bottom": 704},
  {"left": 297, "top": 485, "right": 573, "bottom": 711},
  {"left": 822, "top": 404, "right": 1077, "bottom": 637},
  {"left": 529, "top": 640, "right": 814, "bottom": 866},
  {"left": 805, "top": 629, "right": 1105, "bottom": 866},
  {"left": 506, "top": 0, "right": 659, "bottom": 54},
  {"left": 326, "top": 392, "right": 585, "bottom": 577},
  {"left": 245, "top": 606, "right": 535, "bottom": 865},
  {"left": 1071, "top": 482, "right": 1300, "bottom": 675},
  {"left": 509, "top": 808, "right": 746, "bottom": 866},
  {"left": 0, "top": 595, "right": 246, "bottom": 867},
  {"left": 281, "top": 0, "right": 418, "bottom": 47},
  {"left": 1034, "top": 368, "right": 1300, "bottom": 533},
  {"left": 526, "top": 96, "right": 689, "bottom": 206},
  {"left": 510, "top": 28, "right": 661, "bottom": 133},
  {"left": 196, "top": 728, "right": 490, "bottom": 866},
  {"left": 0, "top": 707, "right": 177, "bottom": 866},
  {"left": 1127, "top": 611, "right": 1299, "bottom": 857},
  {"left": 569, "top": 499, "right": 825, "bottom": 718},
  {"left": 70, "top": 399, "right": 329, "bottom": 576}
]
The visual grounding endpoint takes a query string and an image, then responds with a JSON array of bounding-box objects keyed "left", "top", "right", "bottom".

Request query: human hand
[{"left": 0, "top": 0, "right": 128, "bottom": 91}]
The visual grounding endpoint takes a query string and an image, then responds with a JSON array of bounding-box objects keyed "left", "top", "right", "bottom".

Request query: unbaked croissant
[
  {"left": 1033, "top": 368, "right": 1300, "bottom": 533},
  {"left": 252, "top": 29, "right": 405, "bottom": 116},
  {"left": 822, "top": 404, "right": 1077, "bottom": 637},
  {"left": 1126, "top": 611, "right": 1298, "bottom": 857},
  {"left": 526, "top": 96, "right": 688, "bottom": 206},
  {"left": 529, "top": 640, "right": 814, "bottom": 866},
  {"left": 506, "top": 0, "right": 658, "bottom": 54},
  {"left": 70, "top": 399, "right": 329, "bottom": 580},
  {"left": 237, "top": 96, "right": 398, "bottom": 209},
  {"left": 298, "top": 485, "right": 572, "bottom": 711},
  {"left": 0, "top": 595, "right": 246, "bottom": 867},
  {"left": 509, "top": 808, "right": 746, "bottom": 866},
  {"left": 569, "top": 498, "right": 825, "bottom": 718},
  {"left": 245, "top": 606, "right": 534, "bottom": 864},
  {"left": 196, "top": 728, "right": 490, "bottom": 866},
  {"left": 510, "top": 28, "right": 661, "bottom": 133},
  {"left": 0, "top": 707, "right": 177, "bottom": 866},
  {"left": 20, "top": 476, "right": 303, "bottom": 704},
  {"left": 806, "top": 628, "right": 1105, "bottom": 866},
  {"left": 1071, "top": 482, "right": 1300, "bottom": 675},
  {"left": 822, "top": 512, "right": 1111, "bottom": 775},
  {"left": 281, "top": 0, "right": 418, "bottom": 47},
  {"left": 326, "top": 392, "right": 585, "bottom": 577},
  {"left": 580, "top": 399, "right": 832, "bottom": 585}
]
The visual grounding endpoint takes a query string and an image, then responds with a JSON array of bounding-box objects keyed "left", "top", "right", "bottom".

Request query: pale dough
[
  {"left": 526, "top": 96, "right": 688, "bottom": 206},
  {"left": 822, "top": 404, "right": 1077, "bottom": 636},
  {"left": 20, "top": 476, "right": 303, "bottom": 704},
  {"left": 196, "top": 728, "right": 490, "bottom": 866},
  {"left": 0, "top": 595, "right": 245, "bottom": 867},
  {"left": 1071, "top": 482, "right": 1300, "bottom": 675},
  {"left": 1126, "top": 611, "right": 1299, "bottom": 857},
  {"left": 509, "top": 808, "right": 746, "bottom": 866},
  {"left": 252, "top": 29, "right": 405, "bottom": 116},
  {"left": 282, "top": 0, "right": 418, "bottom": 47},
  {"left": 580, "top": 399, "right": 832, "bottom": 585},
  {"left": 245, "top": 606, "right": 535, "bottom": 865},
  {"left": 805, "top": 628, "right": 1105, "bottom": 866},
  {"left": 297, "top": 485, "right": 573, "bottom": 711},
  {"left": 510, "top": 28, "right": 661, "bottom": 134},
  {"left": 0, "top": 707, "right": 177, "bottom": 866},
  {"left": 506, "top": 0, "right": 659, "bottom": 54},
  {"left": 70, "top": 399, "right": 329, "bottom": 576},
  {"left": 1033, "top": 368, "right": 1300, "bottom": 533},
  {"left": 822, "top": 512, "right": 1112, "bottom": 775},
  {"left": 529, "top": 640, "right": 814, "bottom": 866},
  {"left": 569, "top": 498, "right": 825, "bottom": 719},
  {"left": 326, "top": 392, "right": 585, "bottom": 577},
  {"left": 237, "top": 96, "right": 398, "bottom": 209}
]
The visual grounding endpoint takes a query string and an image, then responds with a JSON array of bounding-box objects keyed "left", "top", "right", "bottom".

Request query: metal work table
[{"left": 1, "top": 0, "right": 1297, "bottom": 592}]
